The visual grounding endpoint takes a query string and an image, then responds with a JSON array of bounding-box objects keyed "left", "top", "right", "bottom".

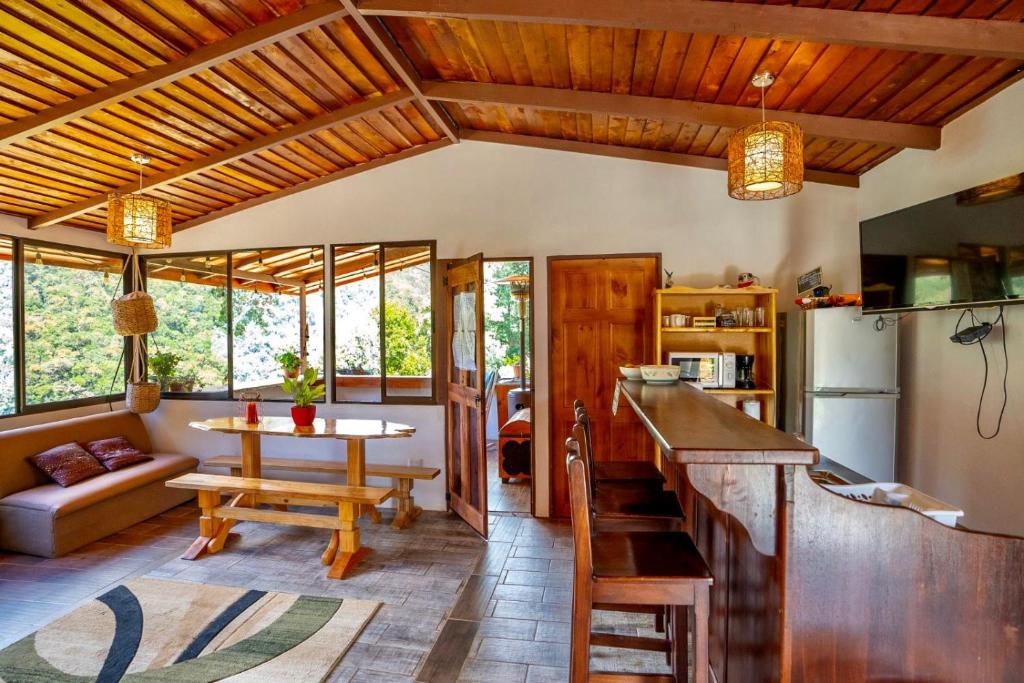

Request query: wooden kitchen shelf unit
[{"left": 654, "top": 286, "right": 778, "bottom": 425}]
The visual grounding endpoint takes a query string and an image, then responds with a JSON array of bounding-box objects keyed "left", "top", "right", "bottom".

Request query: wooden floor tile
[{"left": 417, "top": 618, "right": 479, "bottom": 683}]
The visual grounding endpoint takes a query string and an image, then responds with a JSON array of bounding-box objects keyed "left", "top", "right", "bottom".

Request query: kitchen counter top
[{"left": 615, "top": 379, "right": 818, "bottom": 465}]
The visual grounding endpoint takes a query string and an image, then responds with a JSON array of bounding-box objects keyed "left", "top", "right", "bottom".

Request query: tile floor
[
  {"left": 487, "top": 440, "right": 531, "bottom": 514},
  {"left": 0, "top": 504, "right": 671, "bottom": 682}
]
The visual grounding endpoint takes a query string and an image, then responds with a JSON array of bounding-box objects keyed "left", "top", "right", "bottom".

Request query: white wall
[
  {"left": 860, "top": 80, "right": 1024, "bottom": 536},
  {"left": 152, "top": 140, "right": 859, "bottom": 515}
]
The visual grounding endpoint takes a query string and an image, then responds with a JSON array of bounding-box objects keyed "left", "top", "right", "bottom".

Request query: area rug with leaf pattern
[{"left": 0, "top": 578, "right": 379, "bottom": 682}]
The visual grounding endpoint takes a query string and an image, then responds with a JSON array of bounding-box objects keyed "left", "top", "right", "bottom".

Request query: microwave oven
[{"left": 667, "top": 352, "right": 721, "bottom": 387}]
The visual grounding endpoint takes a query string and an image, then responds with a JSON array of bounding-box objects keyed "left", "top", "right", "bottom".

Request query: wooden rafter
[
  {"left": 29, "top": 89, "right": 416, "bottom": 229},
  {"left": 423, "top": 81, "right": 941, "bottom": 151},
  {"left": 460, "top": 129, "right": 859, "bottom": 189},
  {"left": 173, "top": 138, "right": 452, "bottom": 232},
  {"left": 358, "top": 0, "right": 1024, "bottom": 60},
  {"left": 340, "top": 0, "right": 459, "bottom": 143},
  {"left": 0, "top": 3, "right": 350, "bottom": 147}
]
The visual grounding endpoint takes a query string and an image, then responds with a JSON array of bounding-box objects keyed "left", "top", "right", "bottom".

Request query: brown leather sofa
[{"left": 0, "top": 410, "right": 197, "bottom": 557}]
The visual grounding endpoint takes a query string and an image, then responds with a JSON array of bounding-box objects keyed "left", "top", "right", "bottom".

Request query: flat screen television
[{"left": 860, "top": 172, "right": 1024, "bottom": 312}]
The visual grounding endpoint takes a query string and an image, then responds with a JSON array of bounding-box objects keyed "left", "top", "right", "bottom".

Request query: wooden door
[
  {"left": 549, "top": 255, "right": 659, "bottom": 518},
  {"left": 445, "top": 254, "right": 488, "bottom": 537}
]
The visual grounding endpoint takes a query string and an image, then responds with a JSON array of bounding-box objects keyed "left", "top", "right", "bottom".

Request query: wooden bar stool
[
  {"left": 567, "top": 439, "right": 712, "bottom": 683},
  {"left": 574, "top": 400, "right": 665, "bottom": 489},
  {"left": 572, "top": 420, "right": 683, "bottom": 532}
]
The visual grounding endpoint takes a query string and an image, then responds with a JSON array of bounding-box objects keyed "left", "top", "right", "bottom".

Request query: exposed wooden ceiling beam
[
  {"left": 173, "top": 138, "right": 452, "bottom": 232},
  {"left": 0, "top": 3, "right": 349, "bottom": 147},
  {"left": 29, "top": 89, "right": 415, "bottom": 229},
  {"left": 424, "top": 81, "right": 940, "bottom": 150},
  {"left": 460, "top": 129, "right": 859, "bottom": 189},
  {"left": 358, "top": 0, "right": 1024, "bottom": 60},
  {"left": 340, "top": 0, "right": 459, "bottom": 143}
]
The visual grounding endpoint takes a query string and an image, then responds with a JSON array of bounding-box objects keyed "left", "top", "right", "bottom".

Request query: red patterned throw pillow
[
  {"left": 84, "top": 436, "right": 152, "bottom": 472},
  {"left": 29, "top": 442, "right": 107, "bottom": 487}
]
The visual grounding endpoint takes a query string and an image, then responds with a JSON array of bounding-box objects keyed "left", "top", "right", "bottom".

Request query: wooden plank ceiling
[{"left": 0, "top": 0, "right": 1020, "bottom": 234}]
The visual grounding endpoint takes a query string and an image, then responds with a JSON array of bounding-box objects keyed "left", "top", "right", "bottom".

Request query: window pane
[
  {"left": 0, "top": 237, "right": 14, "bottom": 415},
  {"left": 146, "top": 254, "right": 228, "bottom": 395},
  {"left": 334, "top": 245, "right": 381, "bottom": 403},
  {"left": 231, "top": 247, "right": 325, "bottom": 400},
  {"left": 23, "top": 244, "right": 124, "bottom": 405},
  {"left": 384, "top": 245, "right": 433, "bottom": 399}
]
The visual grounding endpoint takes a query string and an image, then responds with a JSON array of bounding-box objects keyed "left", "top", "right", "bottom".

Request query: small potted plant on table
[
  {"left": 282, "top": 367, "right": 325, "bottom": 427},
  {"left": 149, "top": 352, "right": 180, "bottom": 392},
  {"left": 276, "top": 350, "right": 303, "bottom": 379}
]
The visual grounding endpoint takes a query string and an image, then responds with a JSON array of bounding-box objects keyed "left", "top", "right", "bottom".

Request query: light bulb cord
[{"left": 760, "top": 80, "right": 766, "bottom": 131}]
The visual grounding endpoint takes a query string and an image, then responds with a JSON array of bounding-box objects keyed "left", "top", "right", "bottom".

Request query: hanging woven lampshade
[
  {"left": 107, "top": 154, "right": 172, "bottom": 249},
  {"left": 727, "top": 73, "right": 803, "bottom": 201}
]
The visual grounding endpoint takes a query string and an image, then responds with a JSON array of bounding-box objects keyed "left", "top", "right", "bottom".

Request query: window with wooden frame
[
  {"left": 145, "top": 252, "right": 230, "bottom": 398},
  {"left": 230, "top": 247, "right": 326, "bottom": 401},
  {"left": 0, "top": 236, "right": 14, "bottom": 416},
  {"left": 21, "top": 241, "right": 127, "bottom": 410},
  {"left": 332, "top": 242, "right": 436, "bottom": 404},
  {"left": 143, "top": 247, "right": 328, "bottom": 402}
]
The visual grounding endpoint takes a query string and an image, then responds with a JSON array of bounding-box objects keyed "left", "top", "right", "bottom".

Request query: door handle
[{"left": 474, "top": 394, "right": 481, "bottom": 405}]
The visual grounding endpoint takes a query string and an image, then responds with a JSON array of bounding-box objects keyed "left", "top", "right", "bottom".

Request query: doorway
[{"left": 484, "top": 258, "right": 534, "bottom": 515}]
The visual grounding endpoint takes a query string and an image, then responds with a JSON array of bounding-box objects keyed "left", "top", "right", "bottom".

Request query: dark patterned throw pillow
[
  {"left": 29, "top": 442, "right": 107, "bottom": 487},
  {"left": 83, "top": 436, "right": 153, "bottom": 472}
]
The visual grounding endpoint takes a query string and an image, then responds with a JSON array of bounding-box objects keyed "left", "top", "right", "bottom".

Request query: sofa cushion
[
  {"left": 84, "top": 436, "right": 153, "bottom": 471},
  {"left": 29, "top": 442, "right": 107, "bottom": 487},
  {"left": 0, "top": 452, "right": 198, "bottom": 519},
  {"left": 0, "top": 410, "right": 153, "bottom": 498}
]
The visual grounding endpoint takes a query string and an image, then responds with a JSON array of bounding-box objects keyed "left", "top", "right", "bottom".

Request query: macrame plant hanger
[{"left": 109, "top": 249, "right": 160, "bottom": 413}]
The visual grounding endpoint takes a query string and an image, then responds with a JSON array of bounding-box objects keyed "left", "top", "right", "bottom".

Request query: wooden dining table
[{"left": 186, "top": 416, "right": 415, "bottom": 576}]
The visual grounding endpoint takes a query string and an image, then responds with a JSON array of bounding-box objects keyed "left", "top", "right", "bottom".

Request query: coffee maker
[{"left": 736, "top": 354, "right": 756, "bottom": 389}]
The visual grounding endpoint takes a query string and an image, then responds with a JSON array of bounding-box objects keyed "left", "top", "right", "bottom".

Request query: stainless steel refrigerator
[{"left": 800, "top": 307, "right": 899, "bottom": 482}]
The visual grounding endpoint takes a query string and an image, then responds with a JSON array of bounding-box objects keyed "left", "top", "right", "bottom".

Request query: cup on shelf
[
  {"left": 742, "top": 400, "right": 762, "bottom": 420},
  {"left": 662, "top": 315, "right": 673, "bottom": 327},
  {"left": 671, "top": 313, "right": 687, "bottom": 328},
  {"left": 755, "top": 306, "right": 766, "bottom": 327}
]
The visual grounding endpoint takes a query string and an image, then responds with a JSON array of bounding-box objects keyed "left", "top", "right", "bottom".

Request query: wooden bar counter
[{"left": 616, "top": 379, "right": 1024, "bottom": 682}]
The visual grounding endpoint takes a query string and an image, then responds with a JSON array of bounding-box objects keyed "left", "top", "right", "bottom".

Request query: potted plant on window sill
[
  {"left": 276, "top": 350, "right": 303, "bottom": 379},
  {"left": 149, "top": 352, "right": 180, "bottom": 392},
  {"left": 282, "top": 368, "right": 325, "bottom": 427}
]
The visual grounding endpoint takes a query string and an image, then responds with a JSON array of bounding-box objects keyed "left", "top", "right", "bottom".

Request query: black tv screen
[{"left": 860, "top": 173, "right": 1024, "bottom": 312}]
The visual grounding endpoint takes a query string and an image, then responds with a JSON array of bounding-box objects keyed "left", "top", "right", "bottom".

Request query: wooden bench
[
  {"left": 166, "top": 472, "right": 393, "bottom": 579},
  {"left": 204, "top": 455, "right": 439, "bottom": 530}
]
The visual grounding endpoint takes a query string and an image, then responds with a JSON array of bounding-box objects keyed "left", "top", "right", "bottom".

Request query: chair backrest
[
  {"left": 565, "top": 438, "right": 593, "bottom": 579},
  {"left": 573, "top": 403, "right": 598, "bottom": 491},
  {"left": 571, "top": 420, "right": 599, "bottom": 498}
]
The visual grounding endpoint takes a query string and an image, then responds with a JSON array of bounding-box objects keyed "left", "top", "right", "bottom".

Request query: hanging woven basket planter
[
  {"left": 126, "top": 381, "right": 161, "bottom": 414},
  {"left": 112, "top": 290, "right": 157, "bottom": 336}
]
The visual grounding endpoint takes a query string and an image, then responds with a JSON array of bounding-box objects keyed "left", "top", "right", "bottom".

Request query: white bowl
[
  {"left": 619, "top": 366, "right": 643, "bottom": 380},
  {"left": 640, "top": 364, "right": 681, "bottom": 384}
]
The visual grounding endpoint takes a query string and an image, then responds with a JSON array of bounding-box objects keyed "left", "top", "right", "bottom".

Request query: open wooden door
[{"left": 445, "top": 254, "right": 488, "bottom": 537}]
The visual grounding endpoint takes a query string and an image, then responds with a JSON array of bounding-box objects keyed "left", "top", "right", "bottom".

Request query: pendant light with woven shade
[
  {"left": 107, "top": 154, "right": 172, "bottom": 249},
  {"left": 727, "top": 72, "right": 804, "bottom": 200}
]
